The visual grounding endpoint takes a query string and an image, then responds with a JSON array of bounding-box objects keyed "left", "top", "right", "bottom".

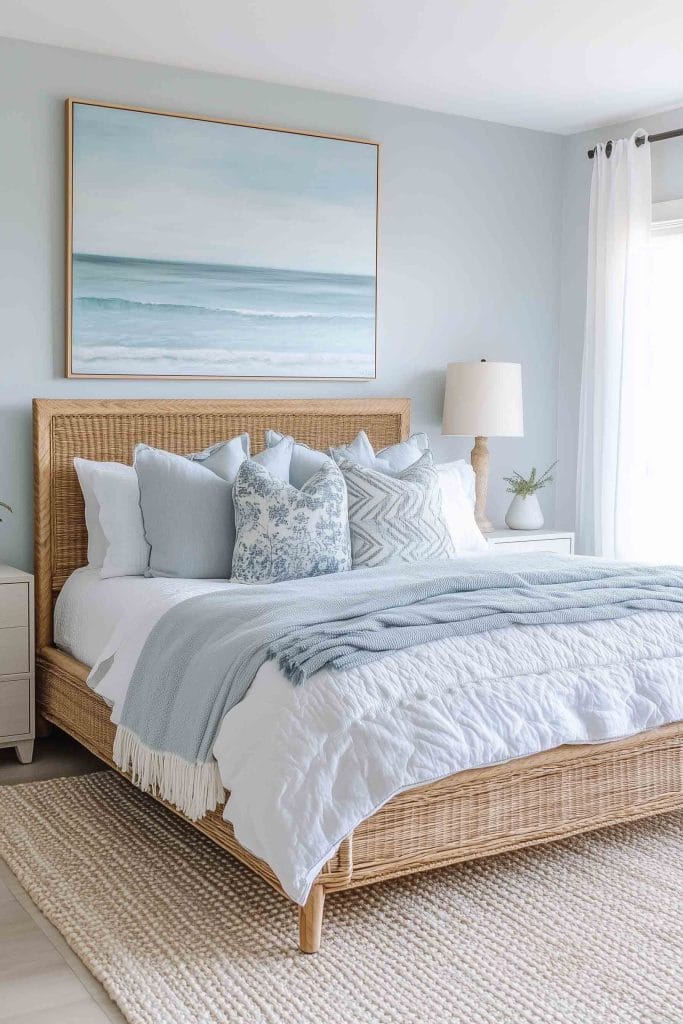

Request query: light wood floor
[{"left": 0, "top": 732, "right": 127, "bottom": 1023}]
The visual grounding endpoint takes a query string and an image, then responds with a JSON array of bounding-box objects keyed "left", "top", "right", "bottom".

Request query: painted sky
[{"left": 72, "top": 104, "right": 377, "bottom": 276}]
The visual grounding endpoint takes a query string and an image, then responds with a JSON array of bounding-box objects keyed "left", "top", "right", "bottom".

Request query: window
[{"left": 641, "top": 203, "right": 683, "bottom": 562}]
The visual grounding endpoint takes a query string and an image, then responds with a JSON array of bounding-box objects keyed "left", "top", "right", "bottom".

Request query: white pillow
[
  {"left": 73, "top": 458, "right": 109, "bottom": 567},
  {"left": 90, "top": 463, "right": 150, "bottom": 578},
  {"left": 436, "top": 461, "right": 488, "bottom": 554},
  {"left": 442, "top": 458, "right": 476, "bottom": 507}
]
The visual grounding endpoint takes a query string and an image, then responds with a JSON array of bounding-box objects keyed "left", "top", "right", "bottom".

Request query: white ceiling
[{"left": 2, "top": 0, "right": 683, "bottom": 134}]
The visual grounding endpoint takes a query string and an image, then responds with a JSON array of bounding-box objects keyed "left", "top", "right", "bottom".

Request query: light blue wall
[
  {"left": 556, "top": 106, "right": 683, "bottom": 531},
  {"left": 0, "top": 36, "right": 564, "bottom": 571}
]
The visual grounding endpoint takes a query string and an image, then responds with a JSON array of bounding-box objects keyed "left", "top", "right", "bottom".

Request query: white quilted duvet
[
  {"left": 214, "top": 611, "right": 683, "bottom": 902},
  {"left": 63, "top": 570, "right": 683, "bottom": 905}
]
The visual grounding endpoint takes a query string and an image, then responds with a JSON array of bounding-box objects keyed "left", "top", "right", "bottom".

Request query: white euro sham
[
  {"left": 73, "top": 457, "right": 115, "bottom": 568},
  {"left": 436, "top": 461, "right": 488, "bottom": 554},
  {"left": 91, "top": 463, "right": 150, "bottom": 579}
]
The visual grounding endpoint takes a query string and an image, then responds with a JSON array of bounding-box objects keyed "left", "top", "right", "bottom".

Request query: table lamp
[{"left": 442, "top": 360, "right": 524, "bottom": 532}]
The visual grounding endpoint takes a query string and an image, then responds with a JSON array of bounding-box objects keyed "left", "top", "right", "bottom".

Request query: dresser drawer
[
  {"left": 0, "top": 627, "right": 29, "bottom": 674},
  {"left": 0, "top": 675, "right": 30, "bottom": 738},
  {"left": 0, "top": 583, "right": 28, "bottom": 628},
  {"left": 494, "top": 537, "right": 573, "bottom": 555}
]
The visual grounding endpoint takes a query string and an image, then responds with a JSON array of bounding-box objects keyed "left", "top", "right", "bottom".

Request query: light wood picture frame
[{"left": 65, "top": 99, "right": 379, "bottom": 380}]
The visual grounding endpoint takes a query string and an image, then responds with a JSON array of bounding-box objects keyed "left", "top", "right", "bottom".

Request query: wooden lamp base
[{"left": 471, "top": 435, "right": 494, "bottom": 533}]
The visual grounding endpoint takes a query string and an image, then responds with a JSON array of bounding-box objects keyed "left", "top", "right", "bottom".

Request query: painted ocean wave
[
  {"left": 75, "top": 345, "right": 374, "bottom": 365},
  {"left": 73, "top": 344, "right": 374, "bottom": 377},
  {"left": 71, "top": 253, "right": 376, "bottom": 377},
  {"left": 74, "top": 296, "right": 373, "bottom": 320}
]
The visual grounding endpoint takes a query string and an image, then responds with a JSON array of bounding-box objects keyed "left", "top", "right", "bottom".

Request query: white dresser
[
  {"left": 487, "top": 529, "right": 574, "bottom": 556},
  {"left": 0, "top": 565, "right": 34, "bottom": 764}
]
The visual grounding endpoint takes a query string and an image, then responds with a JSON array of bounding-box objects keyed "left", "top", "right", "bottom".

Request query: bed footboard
[
  {"left": 36, "top": 646, "right": 353, "bottom": 908},
  {"left": 37, "top": 644, "right": 683, "bottom": 951}
]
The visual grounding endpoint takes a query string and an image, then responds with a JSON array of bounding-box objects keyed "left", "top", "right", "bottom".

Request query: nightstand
[
  {"left": 0, "top": 565, "right": 34, "bottom": 764},
  {"left": 487, "top": 529, "right": 574, "bottom": 556}
]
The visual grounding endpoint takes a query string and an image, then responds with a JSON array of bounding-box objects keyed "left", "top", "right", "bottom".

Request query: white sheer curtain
[{"left": 576, "top": 132, "right": 652, "bottom": 559}]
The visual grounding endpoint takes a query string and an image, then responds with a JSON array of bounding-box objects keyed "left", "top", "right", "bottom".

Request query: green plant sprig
[
  {"left": 503, "top": 462, "right": 557, "bottom": 498},
  {"left": 0, "top": 500, "right": 13, "bottom": 523}
]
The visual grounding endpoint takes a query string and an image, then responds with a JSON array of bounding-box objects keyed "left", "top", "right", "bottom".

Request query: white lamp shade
[{"left": 442, "top": 361, "right": 524, "bottom": 437}]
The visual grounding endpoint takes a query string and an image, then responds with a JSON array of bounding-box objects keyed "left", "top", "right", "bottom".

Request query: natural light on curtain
[
  {"left": 578, "top": 142, "right": 683, "bottom": 563},
  {"left": 576, "top": 132, "right": 652, "bottom": 561},
  {"left": 642, "top": 220, "right": 683, "bottom": 562}
]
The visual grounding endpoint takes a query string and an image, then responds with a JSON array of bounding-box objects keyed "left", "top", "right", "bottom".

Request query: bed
[{"left": 34, "top": 397, "right": 683, "bottom": 953}]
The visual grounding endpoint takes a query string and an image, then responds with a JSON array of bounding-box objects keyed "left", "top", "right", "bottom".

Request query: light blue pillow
[
  {"left": 264, "top": 429, "right": 332, "bottom": 489},
  {"left": 252, "top": 435, "right": 294, "bottom": 481},
  {"left": 378, "top": 432, "right": 429, "bottom": 472},
  {"left": 190, "top": 433, "right": 293, "bottom": 482},
  {"left": 135, "top": 437, "right": 294, "bottom": 578},
  {"left": 231, "top": 460, "right": 351, "bottom": 584},
  {"left": 135, "top": 445, "right": 236, "bottom": 579},
  {"left": 330, "top": 430, "right": 429, "bottom": 475},
  {"left": 188, "top": 434, "right": 249, "bottom": 479}
]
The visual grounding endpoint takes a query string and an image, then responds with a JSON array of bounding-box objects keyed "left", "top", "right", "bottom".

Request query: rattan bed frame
[{"left": 34, "top": 397, "right": 683, "bottom": 953}]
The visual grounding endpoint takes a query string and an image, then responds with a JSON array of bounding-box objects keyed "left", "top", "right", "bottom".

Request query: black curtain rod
[{"left": 587, "top": 127, "right": 683, "bottom": 159}]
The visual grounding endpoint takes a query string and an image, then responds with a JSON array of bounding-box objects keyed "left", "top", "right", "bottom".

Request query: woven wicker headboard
[{"left": 33, "top": 397, "right": 410, "bottom": 649}]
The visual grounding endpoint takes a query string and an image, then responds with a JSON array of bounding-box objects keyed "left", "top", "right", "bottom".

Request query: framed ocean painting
[{"left": 66, "top": 99, "right": 378, "bottom": 379}]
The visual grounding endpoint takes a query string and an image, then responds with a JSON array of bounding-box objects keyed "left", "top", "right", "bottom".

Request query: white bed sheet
[
  {"left": 54, "top": 567, "right": 151, "bottom": 667},
  {"left": 54, "top": 568, "right": 234, "bottom": 671}
]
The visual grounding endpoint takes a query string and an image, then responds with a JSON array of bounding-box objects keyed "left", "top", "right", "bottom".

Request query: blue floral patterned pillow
[{"left": 231, "top": 459, "right": 351, "bottom": 584}]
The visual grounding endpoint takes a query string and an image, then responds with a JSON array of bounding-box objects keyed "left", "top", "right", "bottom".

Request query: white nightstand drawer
[
  {"left": 0, "top": 583, "right": 28, "bottom": 628},
  {"left": 487, "top": 530, "right": 574, "bottom": 556},
  {"left": 0, "top": 627, "right": 29, "bottom": 674},
  {"left": 495, "top": 537, "right": 573, "bottom": 556},
  {"left": 0, "top": 675, "right": 30, "bottom": 737},
  {"left": 0, "top": 567, "right": 34, "bottom": 761}
]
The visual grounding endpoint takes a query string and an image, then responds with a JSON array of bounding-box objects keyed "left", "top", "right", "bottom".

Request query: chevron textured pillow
[
  {"left": 338, "top": 451, "right": 456, "bottom": 568},
  {"left": 231, "top": 459, "right": 351, "bottom": 584}
]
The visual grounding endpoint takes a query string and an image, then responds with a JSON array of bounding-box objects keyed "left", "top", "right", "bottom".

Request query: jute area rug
[{"left": 0, "top": 771, "right": 681, "bottom": 1024}]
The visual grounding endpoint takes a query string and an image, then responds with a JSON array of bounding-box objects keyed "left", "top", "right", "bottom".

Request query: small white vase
[{"left": 505, "top": 493, "right": 544, "bottom": 531}]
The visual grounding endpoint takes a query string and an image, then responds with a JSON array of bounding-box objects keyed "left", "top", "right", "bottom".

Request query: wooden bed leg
[{"left": 299, "top": 884, "right": 325, "bottom": 954}]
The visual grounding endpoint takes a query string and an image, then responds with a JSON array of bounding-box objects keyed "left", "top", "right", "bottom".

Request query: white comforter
[{"left": 64, "top": 569, "right": 683, "bottom": 905}]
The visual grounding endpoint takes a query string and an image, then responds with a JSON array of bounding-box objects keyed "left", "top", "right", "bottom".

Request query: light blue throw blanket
[{"left": 112, "top": 554, "right": 683, "bottom": 819}]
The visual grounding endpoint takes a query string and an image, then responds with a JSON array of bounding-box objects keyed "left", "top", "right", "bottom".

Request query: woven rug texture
[{"left": 0, "top": 770, "right": 681, "bottom": 1024}]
